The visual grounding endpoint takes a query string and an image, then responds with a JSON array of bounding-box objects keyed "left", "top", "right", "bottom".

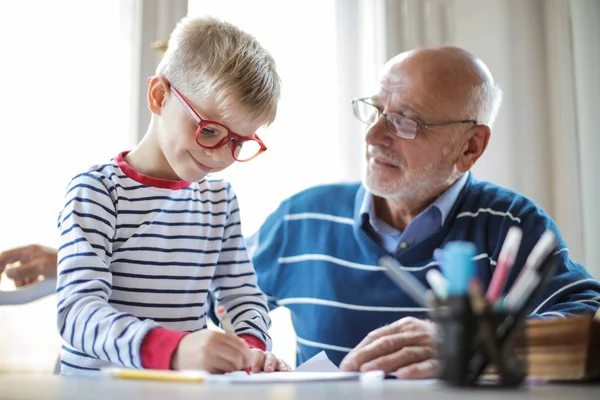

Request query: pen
[
  {"left": 379, "top": 256, "right": 430, "bottom": 307},
  {"left": 510, "top": 230, "right": 556, "bottom": 287},
  {"left": 486, "top": 227, "right": 522, "bottom": 303},
  {"left": 217, "top": 305, "right": 251, "bottom": 374},
  {"left": 102, "top": 367, "right": 207, "bottom": 383},
  {"left": 504, "top": 230, "right": 556, "bottom": 308},
  {"left": 426, "top": 269, "right": 448, "bottom": 300}
]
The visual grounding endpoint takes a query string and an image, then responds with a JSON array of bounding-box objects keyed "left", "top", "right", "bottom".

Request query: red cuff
[
  {"left": 240, "top": 334, "right": 266, "bottom": 351},
  {"left": 140, "top": 327, "right": 188, "bottom": 370}
]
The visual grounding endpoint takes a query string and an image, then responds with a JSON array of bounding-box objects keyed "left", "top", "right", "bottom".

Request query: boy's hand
[
  {"left": 172, "top": 330, "right": 252, "bottom": 373},
  {"left": 248, "top": 349, "right": 291, "bottom": 373}
]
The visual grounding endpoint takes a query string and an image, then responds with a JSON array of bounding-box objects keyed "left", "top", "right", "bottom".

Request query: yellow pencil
[{"left": 102, "top": 367, "right": 207, "bottom": 383}]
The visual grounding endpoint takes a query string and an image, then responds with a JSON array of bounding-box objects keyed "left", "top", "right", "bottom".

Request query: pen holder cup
[{"left": 431, "top": 295, "right": 527, "bottom": 387}]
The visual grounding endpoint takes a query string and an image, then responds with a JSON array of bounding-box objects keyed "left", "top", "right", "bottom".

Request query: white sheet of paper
[
  {"left": 211, "top": 371, "right": 366, "bottom": 384},
  {"left": 293, "top": 351, "right": 340, "bottom": 373},
  {"left": 211, "top": 351, "right": 379, "bottom": 383}
]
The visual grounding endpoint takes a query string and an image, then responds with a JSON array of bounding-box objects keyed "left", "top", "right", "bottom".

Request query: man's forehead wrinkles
[{"left": 380, "top": 73, "right": 408, "bottom": 88}]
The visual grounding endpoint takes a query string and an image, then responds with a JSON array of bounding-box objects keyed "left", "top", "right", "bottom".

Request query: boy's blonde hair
[{"left": 156, "top": 16, "right": 281, "bottom": 126}]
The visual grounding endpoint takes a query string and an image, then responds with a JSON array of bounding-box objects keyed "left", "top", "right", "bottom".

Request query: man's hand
[
  {"left": 172, "top": 330, "right": 252, "bottom": 373},
  {"left": 0, "top": 244, "right": 58, "bottom": 287},
  {"left": 248, "top": 349, "right": 291, "bottom": 373},
  {"left": 339, "top": 317, "right": 438, "bottom": 379}
]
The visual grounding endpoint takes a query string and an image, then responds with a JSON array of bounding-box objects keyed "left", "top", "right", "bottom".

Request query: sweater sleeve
[
  {"left": 498, "top": 207, "right": 600, "bottom": 318},
  {"left": 210, "top": 184, "right": 272, "bottom": 350},
  {"left": 57, "top": 173, "right": 158, "bottom": 368}
]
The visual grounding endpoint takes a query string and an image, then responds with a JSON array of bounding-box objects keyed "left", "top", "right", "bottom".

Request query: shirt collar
[
  {"left": 431, "top": 172, "right": 469, "bottom": 225},
  {"left": 360, "top": 171, "right": 469, "bottom": 232}
]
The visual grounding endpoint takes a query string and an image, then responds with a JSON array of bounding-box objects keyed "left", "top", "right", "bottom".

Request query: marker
[
  {"left": 379, "top": 256, "right": 430, "bottom": 307},
  {"left": 217, "top": 305, "right": 251, "bottom": 374},
  {"left": 511, "top": 230, "right": 556, "bottom": 285},
  {"left": 102, "top": 367, "right": 207, "bottom": 383},
  {"left": 504, "top": 230, "right": 556, "bottom": 308},
  {"left": 440, "top": 242, "right": 476, "bottom": 295},
  {"left": 486, "top": 227, "right": 523, "bottom": 303},
  {"left": 426, "top": 269, "right": 448, "bottom": 299},
  {"left": 433, "top": 248, "right": 445, "bottom": 265},
  {"left": 504, "top": 252, "right": 558, "bottom": 312}
]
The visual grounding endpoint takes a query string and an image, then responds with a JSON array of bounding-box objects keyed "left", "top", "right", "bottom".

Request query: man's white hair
[{"left": 463, "top": 82, "right": 504, "bottom": 128}]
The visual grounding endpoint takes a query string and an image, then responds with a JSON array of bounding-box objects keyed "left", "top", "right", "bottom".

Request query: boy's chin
[{"left": 180, "top": 169, "right": 209, "bottom": 182}]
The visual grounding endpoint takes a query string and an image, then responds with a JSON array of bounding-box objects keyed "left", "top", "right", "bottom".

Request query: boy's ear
[{"left": 147, "top": 76, "right": 168, "bottom": 115}]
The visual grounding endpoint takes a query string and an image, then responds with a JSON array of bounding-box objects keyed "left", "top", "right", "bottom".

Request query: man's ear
[
  {"left": 147, "top": 76, "right": 168, "bottom": 115},
  {"left": 456, "top": 125, "right": 490, "bottom": 172}
]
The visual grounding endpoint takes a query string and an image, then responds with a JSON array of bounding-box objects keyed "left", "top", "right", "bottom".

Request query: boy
[{"left": 56, "top": 16, "right": 287, "bottom": 375}]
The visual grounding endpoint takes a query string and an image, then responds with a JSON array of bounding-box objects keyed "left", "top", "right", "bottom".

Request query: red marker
[{"left": 486, "top": 226, "right": 522, "bottom": 303}]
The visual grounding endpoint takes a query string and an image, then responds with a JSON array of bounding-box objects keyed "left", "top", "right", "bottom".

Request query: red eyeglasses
[{"left": 149, "top": 76, "right": 267, "bottom": 162}]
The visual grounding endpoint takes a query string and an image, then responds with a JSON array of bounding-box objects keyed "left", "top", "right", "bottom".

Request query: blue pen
[{"left": 440, "top": 241, "right": 477, "bottom": 294}]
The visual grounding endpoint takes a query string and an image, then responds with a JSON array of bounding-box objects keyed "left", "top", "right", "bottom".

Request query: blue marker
[
  {"left": 440, "top": 241, "right": 476, "bottom": 295},
  {"left": 433, "top": 248, "right": 445, "bottom": 266}
]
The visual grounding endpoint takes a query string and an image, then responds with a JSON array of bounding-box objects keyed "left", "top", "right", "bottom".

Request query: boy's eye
[{"left": 200, "top": 127, "right": 218, "bottom": 136}]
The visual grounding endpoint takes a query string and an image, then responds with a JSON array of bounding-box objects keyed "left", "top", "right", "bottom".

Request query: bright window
[{"left": 0, "top": 0, "right": 135, "bottom": 372}]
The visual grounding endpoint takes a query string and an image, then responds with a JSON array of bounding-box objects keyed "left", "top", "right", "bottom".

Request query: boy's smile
[{"left": 188, "top": 151, "right": 214, "bottom": 173}]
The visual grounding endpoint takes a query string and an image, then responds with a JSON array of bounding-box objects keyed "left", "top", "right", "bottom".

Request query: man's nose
[{"left": 365, "top": 115, "right": 393, "bottom": 148}]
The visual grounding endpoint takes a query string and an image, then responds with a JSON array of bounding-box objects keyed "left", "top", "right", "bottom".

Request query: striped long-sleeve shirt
[
  {"left": 250, "top": 175, "right": 600, "bottom": 367},
  {"left": 57, "top": 152, "right": 271, "bottom": 375}
]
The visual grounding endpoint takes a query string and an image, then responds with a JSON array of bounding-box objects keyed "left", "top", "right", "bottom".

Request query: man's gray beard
[
  {"left": 364, "top": 174, "right": 431, "bottom": 201},
  {"left": 363, "top": 163, "right": 458, "bottom": 202}
]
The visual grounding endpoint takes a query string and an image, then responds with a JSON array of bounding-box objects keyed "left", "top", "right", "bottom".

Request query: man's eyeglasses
[
  {"left": 352, "top": 97, "right": 477, "bottom": 139},
  {"left": 150, "top": 76, "right": 267, "bottom": 162}
]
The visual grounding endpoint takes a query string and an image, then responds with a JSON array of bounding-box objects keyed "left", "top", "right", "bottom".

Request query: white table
[{"left": 1, "top": 375, "right": 599, "bottom": 400}]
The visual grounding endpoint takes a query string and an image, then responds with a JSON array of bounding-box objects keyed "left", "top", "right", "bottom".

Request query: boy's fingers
[
  {"left": 263, "top": 352, "right": 277, "bottom": 372},
  {"left": 212, "top": 353, "right": 243, "bottom": 374},
  {"left": 218, "top": 334, "right": 252, "bottom": 371},
  {"left": 251, "top": 350, "right": 265, "bottom": 372},
  {"left": 277, "top": 358, "right": 292, "bottom": 371},
  {"left": 212, "top": 342, "right": 246, "bottom": 372}
]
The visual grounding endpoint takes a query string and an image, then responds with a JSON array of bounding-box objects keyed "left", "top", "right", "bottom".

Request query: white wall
[
  {"left": 378, "top": 0, "right": 597, "bottom": 275},
  {"left": 570, "top": 0, "right": 600, "bottom": 277}
]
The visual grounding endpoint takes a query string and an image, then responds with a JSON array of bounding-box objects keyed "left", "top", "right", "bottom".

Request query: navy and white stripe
[
  {"left": 250, "top": 177, "right": 600, "bottom": 367},
  {"left": 57, "top": 161, "right": 270, "bottom": 375}
]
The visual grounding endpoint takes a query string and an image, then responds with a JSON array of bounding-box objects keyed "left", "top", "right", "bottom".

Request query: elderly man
[{"left": 250, "top": 46, "right": 600, "bottom": 378}]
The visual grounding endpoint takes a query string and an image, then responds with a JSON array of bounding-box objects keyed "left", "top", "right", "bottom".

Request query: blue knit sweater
[{"left": 250, "top": 175, "right": 600, "bottom": 367}]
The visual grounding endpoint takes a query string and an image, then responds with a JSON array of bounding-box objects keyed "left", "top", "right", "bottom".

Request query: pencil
[
  {"left": 216, "top": 305, "right": 235, "bottom": 333},
  {"left": 102, "top": 367, "right": 207, "bottom": 383},
  {"left": 216, "top": 305, "right": 251, "bottom": 374}
]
